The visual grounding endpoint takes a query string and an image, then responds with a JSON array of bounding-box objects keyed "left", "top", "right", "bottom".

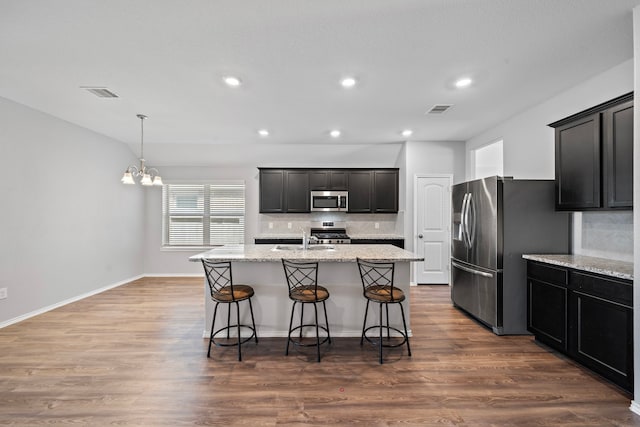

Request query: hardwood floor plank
[{"left": 0, "top": 278, "right": 638, "bottom": 426}]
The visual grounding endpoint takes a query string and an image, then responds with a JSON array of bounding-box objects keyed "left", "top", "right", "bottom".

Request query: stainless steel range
[{"left": 309, "top": 221, "right": 351, "bottom": 244}]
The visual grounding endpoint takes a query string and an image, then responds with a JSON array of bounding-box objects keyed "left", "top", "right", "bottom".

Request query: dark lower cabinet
[
  {"left": 351, "top": 239, "right": 404, "bottom": 249},
  {"left": 528, "top": 278, "right": 567, "bottom": 351},
  {"left": 526, "top": 261, "right": 633, "bottom": 393}
]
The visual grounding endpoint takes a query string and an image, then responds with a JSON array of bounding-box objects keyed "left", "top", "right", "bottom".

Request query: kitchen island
[{"left": 189, "top": 244, "right": 423, "bottom": 337}]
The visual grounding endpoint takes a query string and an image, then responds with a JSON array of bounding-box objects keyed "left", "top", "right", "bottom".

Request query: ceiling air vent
[
  {"left": 426, "top": 104, "right": 453, "bottom": 114},
  {"left": 81, "top": 87, "right": 119, "bottom": 98}
]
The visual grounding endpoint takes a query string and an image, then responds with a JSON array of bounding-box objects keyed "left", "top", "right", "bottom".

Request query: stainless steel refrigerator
[{"left": 451, "top": 176, "right": 569, "bottom": 335}]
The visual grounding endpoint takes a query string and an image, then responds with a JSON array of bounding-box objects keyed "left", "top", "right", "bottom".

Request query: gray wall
[
  {"left": 0, "top": 96, "right": 145, "bottom": 326},
  {"left": 465, "top": 59, "right": 635, "bottom": 261}
]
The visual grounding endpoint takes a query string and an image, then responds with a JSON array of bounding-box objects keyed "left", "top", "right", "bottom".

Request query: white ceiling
[{"left": 1, "top": 0, "right": 639, "bottom": 162}]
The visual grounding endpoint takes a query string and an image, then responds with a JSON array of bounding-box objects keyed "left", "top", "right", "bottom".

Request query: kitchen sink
[{"left": 272, "top": 244, "right": 336, "bottom": 251}]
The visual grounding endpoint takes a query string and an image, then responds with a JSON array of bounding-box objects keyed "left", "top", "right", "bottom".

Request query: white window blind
[{"left": 162, "top": 183, "right": 245, "bottom": 248}]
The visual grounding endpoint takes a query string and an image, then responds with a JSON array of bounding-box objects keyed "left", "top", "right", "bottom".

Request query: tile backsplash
[
  {"left": 258, "top": 212, "right": 404, "bottom": 236},
  {"left": 573, "top": 211, "right": 633, "bottom": 262}
]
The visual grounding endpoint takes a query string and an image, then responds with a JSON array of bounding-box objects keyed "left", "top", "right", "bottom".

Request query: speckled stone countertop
[
  {"left": 522, "top": 254, "right": 633, "bottom": 281},
  {"left": 254, "top": 234, "right": 405, "bottom": 240},
  {"left": 190, "top": 244, "right": 422, "bottom": 263}
]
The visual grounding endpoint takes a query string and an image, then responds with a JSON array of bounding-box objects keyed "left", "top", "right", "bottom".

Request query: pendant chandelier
[{"left": 121, "top": 114, "right": 163, "bottom": 186}]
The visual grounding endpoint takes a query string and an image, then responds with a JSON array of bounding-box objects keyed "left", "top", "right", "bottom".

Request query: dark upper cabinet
[
  {"left": 258, "top": 169, "right": 309, "bottom": 213},
  {"left": 284, "top": 170, "right": 310, "bottom": 213},
  {"left": 259, "top": 169, "right": 285, "bottom": 213},
  {"left": 259, "top": 168, "right": 398, "bottom": 214},
  {"left": 347, "top": 170, "right": 373, "bottom": 212},
  {"left": 604, "top": 100, "right": 633, "bottom": 208},
  {"left": 554, "top": 114, "right": 601, "bottom": 210},
  {"left": 309, "top": 170, "right": 348, "bottom": 190},
  {"left": 550, "top": 92, "right": 633, "bottom": 211},
  {"left": 373, "top": 170, "right": 399, "bottom": 213}
]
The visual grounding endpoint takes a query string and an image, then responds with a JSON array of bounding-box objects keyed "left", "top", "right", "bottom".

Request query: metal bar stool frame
[
  {"left": 201, "top": 259, "right": 258, "bottom": 361},
  {"left": 281, "top": 259, "right": 332, "bottom": 362},
  {"left": 356, "top": 258, "right": 411, "bottom": 364}
]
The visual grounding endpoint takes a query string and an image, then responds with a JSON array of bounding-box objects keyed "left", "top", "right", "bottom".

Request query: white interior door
[{"left": 414, "top": 175, "right": 452, "bottom": 284}]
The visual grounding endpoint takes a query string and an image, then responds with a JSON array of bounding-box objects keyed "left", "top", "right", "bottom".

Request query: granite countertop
[
  {"left": 254, "top": 234, "right": 405, "bottom": 240},
  {"left": 190, "top": 244, "right": 423, "bottom": 263},
  {"left": 522, "top": 254, "right": 633, "bottom": 281}
]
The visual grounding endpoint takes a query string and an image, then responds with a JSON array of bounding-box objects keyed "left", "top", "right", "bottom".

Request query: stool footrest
[
  {"left": 287, "top": 324, "right": 330, "bottom": 347},
  {"left": 211, "top": 324, "right": 256, "bottom": 347},
  {"left": 362, "top": 325, "right": 408, "bottom": 349}
]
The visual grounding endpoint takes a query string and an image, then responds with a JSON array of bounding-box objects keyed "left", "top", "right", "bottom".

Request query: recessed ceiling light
[
  {"left": 330, "top": 130, "right": 341, "bottom": 138},
  {"left": 401, "top": 129, "right": 413, "bottom": 137},
  {"left": 455, "top": 77, "right": 472, "bottom": 88},
  {"left": 340, "top": 77, "right": 357, "bottom": 88},
  {"left": 258, "top": 129, "right": 269, "bottom": 137},
  {"left": 223, "top": 76, "right": 242, "bottom": 87}
]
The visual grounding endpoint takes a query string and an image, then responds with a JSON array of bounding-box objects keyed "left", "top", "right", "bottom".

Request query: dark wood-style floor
[{"left": 0, "top": 277, "right": 638, "bottom": 426}]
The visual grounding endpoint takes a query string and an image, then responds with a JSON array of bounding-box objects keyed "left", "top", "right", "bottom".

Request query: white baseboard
[
  {"left": 630, "top": 400, "right": 640, "bottom": 415},
  {"left": 0, "top": 274, "right": 144, "bottom": 329},
  {"left": 144, "top": 273, "right": 204, "bottom": 278}
]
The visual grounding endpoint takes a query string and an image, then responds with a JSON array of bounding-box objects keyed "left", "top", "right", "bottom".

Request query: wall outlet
[
  {"left": 268, "top": 222, "right": 273, "bottom": 229},
  {"left": 0, "top": 288, "right": 7, "bottom": 300},
  {"left": 374, "top": 222, "right": 379, "bottom": 229},
  {"left": 287, "top": 222, "right": 292, "bottom": 229}
]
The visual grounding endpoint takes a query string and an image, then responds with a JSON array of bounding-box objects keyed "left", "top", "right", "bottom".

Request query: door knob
[{"left": 418, "top": 234, "right": 423, "bottom": 239}]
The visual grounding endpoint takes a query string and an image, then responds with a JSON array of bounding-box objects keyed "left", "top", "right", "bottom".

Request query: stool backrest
[
  {"left": 281, "top": 259, "right": 320, "bottom": 297},
  {"left": 201, "top": 259, "right": 238, "bottom": 301},
  {"left": 356, "top": 258, "right": 398, "bottom": 301}
]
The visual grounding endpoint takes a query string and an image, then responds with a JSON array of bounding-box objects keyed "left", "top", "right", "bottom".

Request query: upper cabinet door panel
[
  {"left": 285, "top": 170, "right": 310, "bottom": 213},
  {"left": 348, "top": 171, "right": 373, "bottom": 212},
  {"left": 373, "top": 170, "right": 399, "bottom": 213},
  {"left": 555, "top": 114, "right": 601, "bottom": 210},
  {"left": 259, "top": 170, "right": 285, "bottom": 213},
  {"left": 605, "top": 101, "right": 633, "bottom": 208}
]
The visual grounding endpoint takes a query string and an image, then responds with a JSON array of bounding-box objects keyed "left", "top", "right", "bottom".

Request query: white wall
[
  {"left": 465, "top": 59, "right": 635, "bottom": 260},
  {"left": 142, "top": 146, "right": 409, "bottom": 275},
  {"left": 631, "top": 4, "right": 640, "bottom": 413},
  {"left": 0, "top": 96, "right": 145, "bottom": 326},
  {"left": 402, "top": 140, "right": 466, "bottom": 253},
  {"left": 466, "top": 59, "right": 634, "bottom": 180}
]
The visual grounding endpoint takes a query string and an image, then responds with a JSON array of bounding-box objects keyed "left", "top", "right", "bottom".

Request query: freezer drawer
[{"left": 451, "top": 260, "right": 502, "bottom": 334}]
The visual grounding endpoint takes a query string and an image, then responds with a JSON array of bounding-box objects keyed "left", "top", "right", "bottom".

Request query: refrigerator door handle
[
  {"left": 461, "top": 193, "right": 469, "bottom": 248},
  {"left": 467, "top": 193, "right": 476, "bottom": 248},
  {"left": 451, "top": 260, "right": 494, "bottom": 278}
]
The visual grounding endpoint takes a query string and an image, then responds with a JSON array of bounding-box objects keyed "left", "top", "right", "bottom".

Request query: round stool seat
[
  {"left": 364, "top": 285, "right": 405, "bottom": 303},
  {"left": 290, "top": 285, "right": 329, "bottom": 302},
  {"left": 212, "top": 284, "right": 255, "bottom": 302}
]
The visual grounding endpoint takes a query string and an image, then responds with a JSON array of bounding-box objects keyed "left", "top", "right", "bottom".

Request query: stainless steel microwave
[{"left": 310, "top": 191, "right": 348, "bottom": 212}]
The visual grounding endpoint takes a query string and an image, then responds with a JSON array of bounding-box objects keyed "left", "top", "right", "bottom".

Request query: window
[{"left": 162, "top": 182, "right": 245, "bottom": 248}]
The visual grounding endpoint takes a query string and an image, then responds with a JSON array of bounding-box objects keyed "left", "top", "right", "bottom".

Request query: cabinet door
[
  {"left": 259, "top": 170, "right": 285, "bottom": 213},
  {"left": 285, "top": 170, "right": 310, "bottom": 213},
  {"left": 555, "top": 114, "right": 601, "bottom": 210},
  {"left": 527, "top": 278, "right": 567, "bottom": 351},
  {"left": 604, "top": 100, "right": 633, "bottom": 208},
  {"left": 348, "top": 171, "right": 373, "bottom": 212},
  {"left": 329, "top": 171, "right": 348, "bottom": 190},
  {"left": 569, "top": 291, "right": 633, "bottom": 391},
  {"left": 309, "top": 170, "right": 329, "bottom": 190},
  {"left": 373, "top": 170, "right": 399, "bottom": 213}
]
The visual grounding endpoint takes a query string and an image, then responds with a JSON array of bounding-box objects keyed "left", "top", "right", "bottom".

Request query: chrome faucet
[{"left": 301, "top": 228, "right": 308, "bottom": 250}]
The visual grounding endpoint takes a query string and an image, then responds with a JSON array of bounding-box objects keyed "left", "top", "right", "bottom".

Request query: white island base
[{"left": 190, "top": 244, "right": 420, "bottom": 338}]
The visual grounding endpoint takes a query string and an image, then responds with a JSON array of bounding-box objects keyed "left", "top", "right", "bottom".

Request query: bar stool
[
  {"left": 201, "top": 259, "right": 258, "bottom": 361},
  {"left": 281, "top": 259, "right": 331, "bottom": 362},
  {"left": 356, "top": 258, "right": 411, "bottom": 364}
]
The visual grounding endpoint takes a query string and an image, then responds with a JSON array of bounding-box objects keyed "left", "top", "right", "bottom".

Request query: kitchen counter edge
[
  {"left": 190, "top": 244, "right": 422, "bottom": 263},
  {"left": 522, "top": 254, "right": 633, "bottom": 281}
]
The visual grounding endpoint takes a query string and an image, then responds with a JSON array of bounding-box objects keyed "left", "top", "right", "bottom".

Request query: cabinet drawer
[
  {"left": 527, "top": 261, "right": 568, "bottom": 285},
  {"left": 569, "top": 271, "right": 632, "bottom": 308}
]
